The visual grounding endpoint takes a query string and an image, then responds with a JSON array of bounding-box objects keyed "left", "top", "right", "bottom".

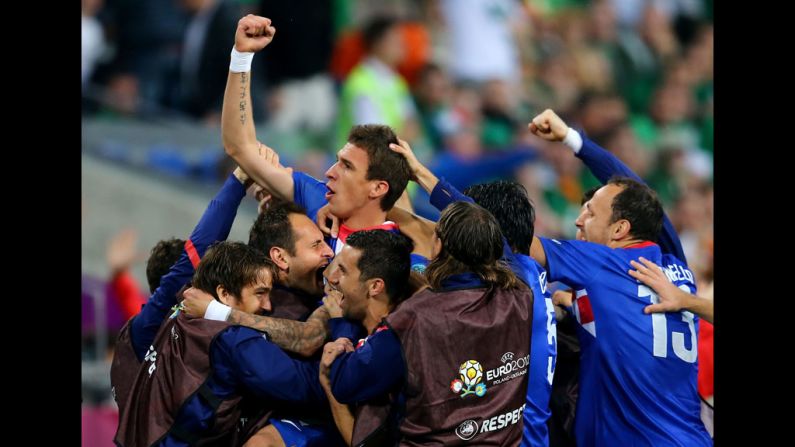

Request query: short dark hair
[
  {"left": 248, "top": 199, "right": 308, "bottom": 256},
  {"left": 347, "top": 124, "right": 411, "bottom": 211},
  {"left": 192, "top": 241, "right": 273, "bottom": 301},
  {"left": 361, "top": 15, "right": 400, "bottom": 51},
  {"left": 425, "top": 201, "right": 518, "bottom": 289},
  {"left": 607, "top": 176, "right": 663, "bottom": 242},
  {"left": 345, "top": 230, "right": 414, "bottom": 305},
  {"left": 464, "top": 181, "right": 535, "bottom": 255},
  {"left": 146, "top": 238, "right": 185, "bottom": 293},
  {"left": 582, "top": 186, "right": 599, "bottom": 205}
]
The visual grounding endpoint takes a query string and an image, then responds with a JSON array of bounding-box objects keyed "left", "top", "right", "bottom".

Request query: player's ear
[{"left": 612, "top": 219, "right": 631, "bottom": 241}]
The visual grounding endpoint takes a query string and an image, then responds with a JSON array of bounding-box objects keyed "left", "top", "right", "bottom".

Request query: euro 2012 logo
[{"left": 450, "top": 360, "right": 487, "bottom": 398}]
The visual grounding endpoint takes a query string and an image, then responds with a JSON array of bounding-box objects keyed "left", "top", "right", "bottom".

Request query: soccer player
[
  {"left": 180, "top": 200, "right": 365, "bottom": 446},
  {"left": 115, "top": 242, "right": 340, "bottom": 446},
  {"left": 525, "top": 109, "right": 710, "bottom": 445},
  {"left": 182, "top": 200, "right": 341, "bottom": 357},
  {"left": 528, "top": 110, "right": 703, "bottom": 444},
  {"left": 322, "top": 205, "right": 533, "bottom": 445},
  {"left": 112, "top": 165, "right": 254, "bottom": 407},
  {"left": 463, "top": 181, "right": 558, "bottom": 447},
  {"left": 219, "top": 14, "right": 430, "bottom": 269},
  {"left": 320, "top": 139, "right": 557, "bottom": 446}
]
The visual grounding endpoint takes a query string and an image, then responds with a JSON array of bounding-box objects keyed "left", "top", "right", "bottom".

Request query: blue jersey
[
  {"left": 512, "top": 254, "right": 556, "bottom": 447},
  {"left": 540, "top": 237, "right": 711, "bottom": 446},
  {"left": 292, "top": 171, "right": 429, "bottom": 270}
]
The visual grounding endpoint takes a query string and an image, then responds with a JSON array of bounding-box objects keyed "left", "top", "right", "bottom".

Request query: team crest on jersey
[
  {"left": 450, "top": 360, "right": 487, "bottom": 398},
  {"left": 411, "top": 263, "right": 426, "bottom": 274}
]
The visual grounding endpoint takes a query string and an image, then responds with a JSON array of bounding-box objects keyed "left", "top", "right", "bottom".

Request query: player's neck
[
  {"left": 611, "top": 238, "right": 645, "bottom": 249},
  {"left": 341, "top": 205, "right": 389, "bottom": 230},
  {"left": 363, "top": 298, "right": 391, "bottom": 333}
]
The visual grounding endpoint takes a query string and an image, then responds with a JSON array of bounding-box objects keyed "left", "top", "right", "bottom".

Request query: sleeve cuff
[
  {"left": 225, "top": 172, "right": 248, "bottom": 195},
  {"left": 429, "top": 177, "right": 472, "bottom": 210},
  {"left": 429, "top": 177, "right": 451, "bottom": 210},
  {"left": 563, "top": 127, "right": 583, "bottom": 154},
  {"left": 205, "top": 299, "right": 232, "bottom": 321}
]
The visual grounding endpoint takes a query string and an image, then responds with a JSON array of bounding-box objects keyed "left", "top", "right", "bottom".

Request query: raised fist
[{"left": 234, "top": 14, "right": 276, "bottom": 53}]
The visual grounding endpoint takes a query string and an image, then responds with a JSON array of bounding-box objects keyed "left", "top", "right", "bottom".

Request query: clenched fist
[{"left": 234, "top": 14, "right": 276, "bottom": 53}]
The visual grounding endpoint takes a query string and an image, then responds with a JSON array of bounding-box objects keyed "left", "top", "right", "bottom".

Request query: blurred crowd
[{"left": 83, "top": 0, "right": 712, "bottom": 285}]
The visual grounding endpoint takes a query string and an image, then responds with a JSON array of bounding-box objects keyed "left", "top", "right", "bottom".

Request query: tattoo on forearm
[
  {"left": 239, "top": 72, "right": 248, "bottom": 126},
  {"left": 228, "top": 307, "right": 331, "bottom": 356}
]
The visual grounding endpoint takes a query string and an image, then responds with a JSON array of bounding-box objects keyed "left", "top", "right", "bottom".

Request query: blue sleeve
[
  {"left": 657, "top": 219, "right": 686, "bottom": 265},
  {"left": 130, "top": 174, "right": 247, "bottom": 360},
  {"left": 576, "top": 132, "right": 686, "bottom": 264},
  {"left": 429, "top": 176, "right": 474, "bottom": 210},
  {"left": 329, "top": 317, "right": 364, "bottom": 343},
  {"left": 214, "top": 326, "right": 327, "bottom": 404},
  {"left": 539, "top": 237, "right": 611, "bottom": 288},
  {"left": 430, "top": 177, "right": 514, "bottom": 261},
  {"left": 292, "top": 171, "right": 329, "bottom": 223},
  {"left": 329, "top": 328, "right": 405, "bottom": 404},
  {"left": 431, "top": 151, "right": 538, "bottom": 190}
]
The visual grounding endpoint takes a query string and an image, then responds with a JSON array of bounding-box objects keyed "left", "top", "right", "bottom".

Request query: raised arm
[
  {"left": 106, "top": 228, "right": 146, "bottom": 320},
  {"left": 385, "top": 206, "right": 435, "bottom": 260},
  {"left": 129, "top": 169, "right": 250, "bottom": 360},
  {"left": 389, "top": 139, "right": 439, "bottom": 194},
  {"left": 528, "top": 108, "right": 686, "bottom": 263},
  {"left": 222, "top": 14, "right": 295, "bottom": 201},
  {"left": 389, "top": 139, "right": 515, "bottom": 261}
]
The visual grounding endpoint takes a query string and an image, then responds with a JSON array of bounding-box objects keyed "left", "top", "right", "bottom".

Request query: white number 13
[{"left": 639, "top": 285, "right": 697, "bottom": 363}]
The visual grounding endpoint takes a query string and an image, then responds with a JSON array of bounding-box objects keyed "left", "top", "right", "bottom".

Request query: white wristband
[
  {"left": 230, "top": 47, "right": 254, "bottom": 73},
  {"left": 563, "top": 127, "right": 583, "bottom": 154},
  {"left": 205, "top": 299, "right": 232, "bottom": 321}
]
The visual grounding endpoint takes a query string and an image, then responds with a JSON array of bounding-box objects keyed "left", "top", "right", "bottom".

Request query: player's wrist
[
  {"left": 232, "top": 167, "right": 249, "bottom": 184},
  {"left": 230, "top": 47, "right": 254, "bottom": 73},
  {"left": 562, "top": 127, "right": 583, "bottom": 153},
  {"left": 205, "top": 299, "right": 232, "bottom": 321}
]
